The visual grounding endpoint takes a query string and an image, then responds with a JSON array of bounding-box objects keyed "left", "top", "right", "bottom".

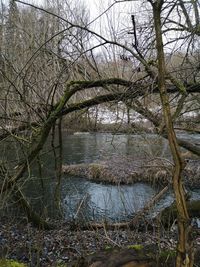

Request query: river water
[{"left": 18, "top": 132, "right": 200, "bottom": 221}]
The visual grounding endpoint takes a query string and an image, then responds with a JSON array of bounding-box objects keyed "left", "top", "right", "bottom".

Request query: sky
[
  {"left": 19, "top": 0, "right": 115, "bottom": 18},
  {"left": 13, "top": 0, "right": 138, "bottom": 30},
  {"left": 9, "top": 0, "right": 140, "bottom": 44}
]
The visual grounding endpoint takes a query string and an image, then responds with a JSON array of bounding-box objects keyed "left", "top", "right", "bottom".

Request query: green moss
[
  {"left": 0, "top": 259, "right": 27, "bottom": 267},
  {"left": 127, "top": 244, "right": 143, "bottom": 250},
  {"left": 159, "top": 249, "right": 176, "bottom": 258},
  {"left": 105, "top": 246, "right": 112, "bottom": 250}
]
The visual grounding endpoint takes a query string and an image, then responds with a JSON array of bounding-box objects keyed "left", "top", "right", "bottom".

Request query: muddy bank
[{"left": 62, "top": 157, "right": 200, "bottom": 188}]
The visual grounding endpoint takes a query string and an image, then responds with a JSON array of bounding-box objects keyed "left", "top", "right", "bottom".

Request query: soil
[{"left": 0, "top": 216, "right": 200, "bottom": 267}]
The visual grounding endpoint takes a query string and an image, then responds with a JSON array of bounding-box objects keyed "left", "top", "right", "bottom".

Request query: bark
[
  {"left": 54, "top": 118, "right": 63, "bottom": 213},
  {"left": 2, "top": 84, "right": 79, "bottom": 227},
  {"left": 152, "top": 1, "right": 194, "bottom": 266},
  {"left": 15, "top": 185, "right": 54, "bottom": 229}
]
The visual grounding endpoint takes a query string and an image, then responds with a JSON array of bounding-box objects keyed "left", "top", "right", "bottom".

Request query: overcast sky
[
  {"left": 14, "top": 0, "right": 138, "bottom": 29},
  {"left": 22, "top": 0, "right": 115, "bottom": 18},
  {"left": 10, "top": 0, "right": 140, "bottom": 40}
]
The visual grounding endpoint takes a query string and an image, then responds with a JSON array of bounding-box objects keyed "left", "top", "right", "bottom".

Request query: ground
[{"left": 0, "top": 216, "right": 200, "bottom": 267}]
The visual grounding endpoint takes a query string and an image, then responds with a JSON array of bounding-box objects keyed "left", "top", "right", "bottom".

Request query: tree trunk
[
  {"left": 15, "top": 185, "right": 54, "bottom": 230},
  {"left": 54, "top": 118, "right": 63, "bottom": 214},
  {"left": 3, "top": 84, "right": 76, "bottom": 227},
  {"left": 152, "top": 1, "right": 194, "bottom": 266}
]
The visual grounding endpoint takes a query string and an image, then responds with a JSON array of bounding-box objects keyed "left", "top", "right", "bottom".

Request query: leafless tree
[{"left": 0, "top": 1, "right": 199, "bottom": 265}]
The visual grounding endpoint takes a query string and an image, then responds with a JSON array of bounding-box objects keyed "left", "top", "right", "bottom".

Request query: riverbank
[
  {"left": 1, "top": 217, "right": 200, "bottom": 267},
  {"left": 62, "top": 156, "right": 200, "bottom": 188}
]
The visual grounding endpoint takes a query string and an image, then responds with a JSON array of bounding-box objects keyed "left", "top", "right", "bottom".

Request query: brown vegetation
[{"left": 62, "top": 157, "right": 200, "bottom": 187}]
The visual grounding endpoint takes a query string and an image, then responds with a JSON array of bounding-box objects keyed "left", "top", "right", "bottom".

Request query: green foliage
[
  {"left": 127, "top": 244, "right": 143, "bottom": 250},
  {"left": 159, "top": 249, "right": 176, "bottom": 258},
  {"left": 105, "top": 246, "right": 112, "bottom": 250},
  {"left": 0, "top": 259, "right": 27, "bottom": 267}
]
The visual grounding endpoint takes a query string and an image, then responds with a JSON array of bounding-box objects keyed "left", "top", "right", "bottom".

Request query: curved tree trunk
[
  {"left": 15, "top": 185, "right": 54, "bottom": 230},
  {"left": 152, "top": 1, "right": 194, "bottom": 266},
  {"left": 2, "top": 84, "right": 76, "bottom": 227}
]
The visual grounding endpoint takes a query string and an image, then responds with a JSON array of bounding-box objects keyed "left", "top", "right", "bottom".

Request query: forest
[{"left": 0, "top": 0, "right": 200, "bottom": 266}]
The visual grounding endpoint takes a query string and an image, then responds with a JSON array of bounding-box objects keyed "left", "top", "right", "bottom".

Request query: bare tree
[{"left": 0, "top": 4, "right": 199, "bottom": 267}]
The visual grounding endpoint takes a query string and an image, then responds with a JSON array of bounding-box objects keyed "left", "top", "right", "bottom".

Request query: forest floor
[{"left": 1, "top": 216, "right": 200, "bottom": 267}]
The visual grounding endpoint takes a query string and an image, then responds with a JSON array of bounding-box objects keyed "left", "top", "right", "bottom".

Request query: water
[
  {"left": 61, "top": 132, "right": 171, "bottom": 163},
  {"left": 2, "top": 132, "right": 199, "bottom": 221},
  {"left": 60, "top": 132, "right": 200, "bottom": 221},
  {"left": 59, "top": 132, "right": 166, "bottom": 220},
  {"left": 62, "top": 177, "right": 157, "bottom": 222}
]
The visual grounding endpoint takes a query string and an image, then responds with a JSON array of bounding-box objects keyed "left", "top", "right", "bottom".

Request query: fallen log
[{"left": 71, "top": 247, "right": 156, "bottom": 267}]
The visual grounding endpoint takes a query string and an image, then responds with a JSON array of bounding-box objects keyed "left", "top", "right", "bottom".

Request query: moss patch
[
  {"left": 159, "top": 249, "right": 176, "bottom": 260},
  {"left": 0, "top": 259, "right": 27, "bottom": 267},
  {"left": 127, "top": 244, "right": 143, "bottom": 250},
  {"left": 104, "top": 246, "right": 112, "bottom": 251}
]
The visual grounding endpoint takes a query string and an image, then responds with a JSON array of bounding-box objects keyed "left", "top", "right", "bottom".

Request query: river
[{"left": 20, "top": 132, "right": 199, "bottom": 222}]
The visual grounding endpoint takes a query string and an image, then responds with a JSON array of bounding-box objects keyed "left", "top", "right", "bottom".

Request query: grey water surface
[{"left": 22, "top": 132, "right": 200, "bottom": 221}]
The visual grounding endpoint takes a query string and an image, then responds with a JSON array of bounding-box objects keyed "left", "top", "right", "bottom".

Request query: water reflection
[
  {"left": 62, "top": 132, "right": 171, "bottom": 164},
  {"left": 60, "top": 132, "right": 200, "bottom": 221},
  {"left": 2, "top": 132, "right": 198, "bottom": 221},
  {"left": 62, "top": 177, "right": 156, "bottom": 222}
]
